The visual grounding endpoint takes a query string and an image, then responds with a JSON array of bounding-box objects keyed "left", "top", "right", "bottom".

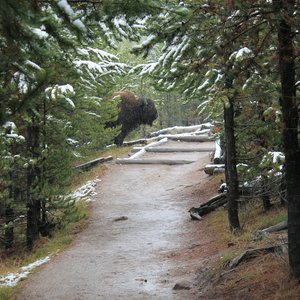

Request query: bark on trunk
[
  {"left": 4, "top": 171, "right": 15, "bottom": 249},
  {"left": 261, "top": 175, "right": 271, "bottom": 210},
  {"left": 224, "top": 104, "right": 240, "bottom": 230},
  {"left": 224, "top": 76, "right": 240, "bottom": 231},
  {"left": 273, "top": 0, "right": 300, "bottom": 278},
  {"left": 4, "top": 205, "right": 14, "bottom": 250},
  {"left": 26, "top": 111, "right": 41, "bottom": 250}
]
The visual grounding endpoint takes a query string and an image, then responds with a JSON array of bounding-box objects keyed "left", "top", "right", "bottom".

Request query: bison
[{"left": 107, "top": 90, "right": 158, "bottom": 146}]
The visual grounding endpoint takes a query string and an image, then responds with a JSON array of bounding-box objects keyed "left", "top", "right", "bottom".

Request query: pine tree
[
  {"left": 96, "top": 1, "right": 287, "bottom": 230},
  {"left": 272, "top": 0, "right": 300, "bottom": 278},
  {"left": 98, "top": 0, "right": 300, "bottom": 277},
  {"left": 0, "top": 0, "right": 128, "bottom": 250}
]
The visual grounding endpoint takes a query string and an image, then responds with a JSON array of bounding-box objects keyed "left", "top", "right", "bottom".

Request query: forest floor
[{"left": 15, "top": 140, "right": 299, "bottom": 299}]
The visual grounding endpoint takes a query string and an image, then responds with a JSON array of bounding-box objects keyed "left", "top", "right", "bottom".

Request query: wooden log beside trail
[
  {"left": 204, "top": 164, "right": 225, "bottom": 175},
  {"left": 213, "top": 140, "right": 223, "bottom": 164},
  {"left": 199, "top": 193, "right": 227, "bottom": 208},
  {"left": 128, "top": 138, "right": 169, "bottom": 159},
  {"left": 262, "top": 220, "right": 287, "bottom": 233},
  {"left": 150, "top": 124, "right": 205, "bottom": 137},
  {"left": 145, "top": 146, "right": 215, "bottom": 153},
  {"left": 116, "top": 158, "right": 196, "bottom": 165},
  {"left": 194, "top": 129, "right": 211, "bottom": 135},
  {"left": 157, "top": 134, "right": 210, "bottom": 142},
  {"left": 123, "top": 138, "right": 149, "bottom": 146},
  {"left": 75, "top": 156, "right": 113, "bottom": 172},
  {"left": 189, "top": 193, "right": 227, "bottom": 219},
  {"left": 228, "top": 244, "right": 286, "bottom": 269}
]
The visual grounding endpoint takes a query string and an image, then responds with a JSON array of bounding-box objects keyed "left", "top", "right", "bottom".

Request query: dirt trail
[{"left": 17, "top": 141, "right": 217, "bottom": 300}]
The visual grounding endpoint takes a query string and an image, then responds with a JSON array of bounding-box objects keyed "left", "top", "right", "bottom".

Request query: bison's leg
[
  {"left": 115, "top": 130, "right": 126, "bottom": 146},
  {"left": 114, "top": 135, "right": 123, "bottom": 146},
  {"left": 115, "top": 124, "right": 133, "bottom": 146}
]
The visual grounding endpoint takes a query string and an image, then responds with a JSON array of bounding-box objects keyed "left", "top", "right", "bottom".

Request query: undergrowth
[
  {"left": 204, "top": 193, "right": 294, "bottom": 299},
  {"left": 0, "top": 146, "right": 132, "bottom": 299},
  {"left": 0, "top": 200, "right": 89, "bottom": 299}
]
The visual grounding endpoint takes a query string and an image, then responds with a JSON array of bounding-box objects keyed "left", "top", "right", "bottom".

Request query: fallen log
[
  {"left": 262, "top": 220, "right": 287, "bottom": 233},
  {"left": 74, "top": 156, "right": 113, "bottom": 172},
  {"left": 214, "top": 140, "right": 223, "bottom": 164},
  {"left": 128, "top": 138, "right": 168, "bottom": 160},
  {"left": 116, "top": 158, "right": 195, "bottom": 165},
  {"left": 189, "top": 208, "right": 203, "bottom": 220},
  {"left": 130, "top": 148, "right": 146, "bottom": 159},
  {"left": 131, "top": 147, "right": 143, "bottom": 153},
  {"left": 199, "top": 193, "right": 227, "bottom": 208},
  {"left": 204, "top": 164, "right": 225, "bottom": 175},
  {"left": 145, "top": 146, "right": 215, "bottom": 153},
  {"left": 157, "top": 134, "right": 210, "bottom": 142},
  {"left": 189, "top": 193, "right": 227, "bottom": 219},
  {"left": 150, "top": 125, "right": 205, "bottom": 137},
  {"left": 194, "top": 129, "right": 211, "bottom": 135},
  {"left": 229, "top": 244, "right": 286, "bottom": 269},
  {"left": 123, "top": 138, "right": 149, "bottom": 146}
]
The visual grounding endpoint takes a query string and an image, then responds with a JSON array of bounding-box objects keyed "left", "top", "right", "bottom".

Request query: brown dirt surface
[{"left": 16, "top": 141, "right": 221, "bottom": 300}]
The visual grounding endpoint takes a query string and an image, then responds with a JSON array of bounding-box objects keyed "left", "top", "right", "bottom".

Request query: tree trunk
[
  {"left": 4, "top": 205, "right": 14, "bottom": 250},
  {"left": 261, "top": 175, "right": 271, "bottom": 211},
  {"left": 224, "top": 75, "right": 240, "bottom": 231},
  {"left": 4, "top": 150, "right": 16, "bottom": 249},
  {"left": 224, "top": 103, "right": 241, "bottom": 231},
  {"left": 26, "top": 111, "right": 41, "bottom": 250},
  {"left": 273, "top": 0, "right": 300, "bottom": 278},
  {"left": 26, "top": 200, "right": 40, "bottom": 250}
]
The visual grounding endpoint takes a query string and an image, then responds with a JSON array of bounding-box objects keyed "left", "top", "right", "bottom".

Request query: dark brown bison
[{"left": 107, "top": 90, "right": 158, "bottom": 146}]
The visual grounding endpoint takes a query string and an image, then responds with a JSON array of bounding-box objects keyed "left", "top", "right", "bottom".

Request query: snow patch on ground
[
  {"left": 0, "top": 256, "right": 50, "bottom": 287},
  {"left": 67, "top": 178, "right": 101, "bottom": 202},
  {"left": 0, "top": 178, "right": 102, "bottom": 286}
]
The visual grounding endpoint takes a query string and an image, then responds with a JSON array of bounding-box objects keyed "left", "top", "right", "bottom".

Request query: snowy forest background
[{"left": 1, "top": 0, "right": 300, "bottom": 279}]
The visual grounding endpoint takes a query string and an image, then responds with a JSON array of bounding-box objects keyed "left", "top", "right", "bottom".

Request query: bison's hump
[{"left": 113, "top": 90, "right": 138, "bottom": 106}]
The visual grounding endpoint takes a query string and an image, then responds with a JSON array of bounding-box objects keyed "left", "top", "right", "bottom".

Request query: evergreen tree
[
  {"left": 97, "top": 1, "right": 289, "bottom": 229},
  {"left": 272, "top": 0, "right": 300, "bottom": 278},
  {"left": 0, "top": 0, "right": 127, "bottom": 250}
]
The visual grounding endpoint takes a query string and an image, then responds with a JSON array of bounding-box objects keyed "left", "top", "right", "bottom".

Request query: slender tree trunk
[
  {"left": 224, "top": 74, "right": 240, "bottom": 231},
  {"left": 4, "top": 205, "right": 14, "bottom": 250},
  {"left": 40, "top": 99, "right": 48, "bottom": 235},
  {"left": 26, "top": 200, "right": 40, "bottom": 250},
  {"left": 26, "top": 111, "right": 41, "bottom": 250},
  {"left": 273, "top": 0, "right": 300, "bottom": 278},
  {"left": 261, "top": 175, "right": 271, "bottom": 211},
  {"left": 4, "top": 138, "right": 16, "bottom": 249},
  {"left": 224, "top": 101, "right": 241, "bottom": 231}
]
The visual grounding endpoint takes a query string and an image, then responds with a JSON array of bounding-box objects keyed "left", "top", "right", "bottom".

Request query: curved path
[{"left": 17, "top": 141, "right": 215, "bottom": 299}]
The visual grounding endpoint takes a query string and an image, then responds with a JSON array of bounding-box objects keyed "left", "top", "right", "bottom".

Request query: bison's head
[{"left": 139, "top": 97, "right": 158, "bottom": 126}]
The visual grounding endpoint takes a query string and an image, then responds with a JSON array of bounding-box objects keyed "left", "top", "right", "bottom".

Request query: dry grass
[
  {"left": 188, "top": 171, "right": 295, "bottom": 299},
  {"left": 201, "top": 192, "right": 296, "bottom": 299},
  {"left": 209, "top": 251, "right": 300, "bottom": 300}
]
